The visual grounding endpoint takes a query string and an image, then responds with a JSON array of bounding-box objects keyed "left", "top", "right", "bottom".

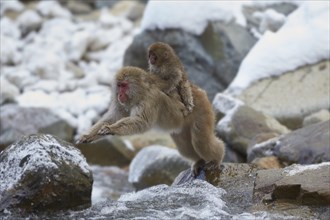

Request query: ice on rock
[
  {"left": 0, "top": 17, "right": 21, "bottom": 39},
  {"left": 37, "top": 1, "right": 71, "bottom": 18},
  {"left": 0, "top": 0, "right": 23, "bottom": 15},
  {"left": 119, "top": 180, "right": 229, "bottom": 219},
  {"left": 0, "top": 35, "right": 22, "bottom": 65},
  {"left": 285, "top": 162, "right": 330, "bottom": 176},
  {"left": 254, "top": 9, "right": 286, "bottom": 33},
  {"left": 17, "top": 10, "right": 43, "bottom": 34}
]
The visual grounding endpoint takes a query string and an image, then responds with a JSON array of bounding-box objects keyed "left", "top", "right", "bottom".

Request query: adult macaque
[
  {"left": 77, "top": 67, "right": 225, "bottom": 176},
  {"left": 148, "top": 42, "right": 194, "bottom": 116}
]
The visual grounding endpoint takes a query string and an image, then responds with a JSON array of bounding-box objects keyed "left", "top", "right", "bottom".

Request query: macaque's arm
[{"left": 76, "top": 100, "right": 126, "bottom": 144}]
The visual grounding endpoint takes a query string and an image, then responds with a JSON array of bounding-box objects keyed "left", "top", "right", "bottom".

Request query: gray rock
[
  {"left": 274, "top": 120, "right": 330, "bottom": 164},
  {"left": 242, "top": 2, "right": 298, "bottom": 32},
  {"left": 76, "top": 136, "right": 134, "bottom": 167},
  {"left": 248, "top": 120, "right": 330, "bottom": 164},
  {"left": 216, "top": 105, "right": 289, "bottom": 155},
  {"left": 303, "top": 109, "right": 330, "bottom": 127},
  {"left": 0, "top": 104, "right": 75, "bottom": 149},
  {"left": 254, "top": 162, "right": 330, "bottom": 205},
  {"left": 17, "top": 9, "right": 43, "bottom": 36},
  {"left": 236, "top": 60, "right": 330, "bottom": 129},
  {"left": 128, "top": 145, "right": 190, "bottom": 190},
  {"left": 124, "top": 21, "right": 257, "bottom": 100},
  {"left": 0, "top": 134, "right": 93, "bottom": 212},
  {"left": 0, "top": 76, "right": 19, "bottom": 105}
]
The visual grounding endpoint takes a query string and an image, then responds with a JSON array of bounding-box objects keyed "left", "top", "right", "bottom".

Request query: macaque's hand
[
  {"left": 76, "top": 134, "right": 95, "bottom": 144},
  {"left": 98, "top": 125, "right": 115, "bottom": 135}
]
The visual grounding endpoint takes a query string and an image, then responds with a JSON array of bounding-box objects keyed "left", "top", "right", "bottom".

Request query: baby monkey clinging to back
[{"left": 148, "top": 42, "right": 194, "bottom": 116}]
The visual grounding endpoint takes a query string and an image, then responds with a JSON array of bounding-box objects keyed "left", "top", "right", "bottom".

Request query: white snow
[
  {"left": 226, "top": 1, "right": 330, "bottom": 94},
  {"left": 0, "top": 0, "right": 23, "bottom": 15},
  {"left": 141, "top": 1, "right": 240, "bottom": 35},
  {"left": 0, "top": 134, "right": 90, "bottom": 198},
  {"left": 285, "top": 162, "right": 330, "bottom": 176},
  {"left": 0, "top": 1, "right": 138, "bottom": 139}
]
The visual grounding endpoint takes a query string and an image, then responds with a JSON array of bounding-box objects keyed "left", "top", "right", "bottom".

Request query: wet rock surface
[{"left": 0, "top": 134, "right": 93, "bottom": 212}]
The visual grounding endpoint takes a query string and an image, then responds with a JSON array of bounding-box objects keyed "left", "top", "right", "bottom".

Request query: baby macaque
[{"left": 148, "top": 42, "right": 194, "bottom": 116}]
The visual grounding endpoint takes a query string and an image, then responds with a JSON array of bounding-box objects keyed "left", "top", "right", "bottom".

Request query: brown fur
[
  {"left": 77, "top": 66, "right": 225, "bottom": 176},
  {"left": 148, "top": 42, "right": 194, "bottom": 116}
]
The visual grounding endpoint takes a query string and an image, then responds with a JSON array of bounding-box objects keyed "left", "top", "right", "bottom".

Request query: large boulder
[
  {"left": 128, "top": 145, "right": 190, "bottom": 190},
  {"left": 0, "top": 134, "right": 93, "bottom": 212},
  {"left": 236, "top": 60, "right": 330, "bottom": 129},
  {"left": 213, "top": 93, "right": 289, "bottom": 155},
  {"left": 124, "top": 20, "right": 257, "bottom": 100},
  {"left": 248, "top": 120, "right": 330, "bottom": 164},
  {"left": 0, "top": 104, "right": 75, "bottom": 150},
  {"left": 254, "top": 162, "right": 330, "bottom": 205}
]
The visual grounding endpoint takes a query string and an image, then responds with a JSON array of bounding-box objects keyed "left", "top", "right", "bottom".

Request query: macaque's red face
[{"left": 117, "top": 80, "right": 129, "bottom": 104}]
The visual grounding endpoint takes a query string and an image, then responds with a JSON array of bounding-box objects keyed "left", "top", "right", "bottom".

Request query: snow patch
[
  {"left": 227, "top": 1, "right": 330, "bottom": 94},
  {"left": 285, "top": 162, "right": 330, "bottom": 176}
]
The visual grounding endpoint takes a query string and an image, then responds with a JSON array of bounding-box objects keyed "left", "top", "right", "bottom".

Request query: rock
[
  {"left": 248, "top": 120, "right": 330, "bottom": 164},
  {"left": 36, "top": 1, "right": 71, "bottom": 19},
  {"left": 17, "top": 9, "right": 43, "bottom": 36},
  {"left": 0, "top": 76, "right": 20, "bottom": 105},
  {"left": 76, "top": 136, "right": 134, "bottom": 167},
  {"left": 0, "top": 134, "right": 93, "bottom": 212},
  {"left": 124, "top": 20, "right": 257, "bottom": 100},
  {"left": 65, "top": 0, "right": 92, "bottom": 14},
  {"left": 216, "top": 105, "right": 290, "bottom": 155},
  {"left": 236, "top": 60, "right": 330, "bottom": 129},
  {"left": 174, "top": 162, "right": 329, "bottom": 219},
  {"left": 0, "top": 35, "right": 21, "bottom": 65},
  {"left": 110, "top": 0, "right": 146, "bottom": 21},
  {"left": 0, "top": 0, "right": 24, "bottom": 16},
  {"left": 254, "top": 162, "right": 330, "bottom": 205},
  {"left": 253, "top": 9, "right": 286, "bottom": 34},
  {"left": 91, "top": 165, "right": 134, "bottom": 203},
  {"left": 242, "top": 1, "right": 298, "bottom": 33},
  {"left": 0, "top": 104, "right": 75, "bottom": 149},
  {"left": 303, "top": 109, "right": 330, "bottom": 127},
  {"left": 173, "top": 163, "right": 259, "bottom": 214},
  {"left": 128, "top": 145, "right": 190, "bottom": 190}
]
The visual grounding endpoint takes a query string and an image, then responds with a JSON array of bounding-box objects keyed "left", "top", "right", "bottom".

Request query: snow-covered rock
[
  {"left": 37, "top": 1, "right": 72, "bottom": 19},
  {"left": 17, "top": 10, "right": 43, "bottom": 35},
  {"left": 253, "top": 9, "right": 286, "bottom": 33},
  {"left": 0, "top": 17, "right": 21, "bottom": 39},
  {"left": 0, "top": 134, "right": 92, "bottom": 211},
  {"left": 0, "top": 76, "right": 19, "bottom": 105},
  {"left": 0, "top": 0, "right": 23, "bottom": 16},
  {"left": 129, "top": 145, "right": 190, "bottom": 190},
  {"left": 0, "top": 35, "right": 21, "bottom": 65}
]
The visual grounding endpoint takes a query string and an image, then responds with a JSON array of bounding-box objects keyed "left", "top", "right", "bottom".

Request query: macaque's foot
[
  {"left": 76, "top": 135, "right": 94, "bottom": 144},
  {"left": 98, "top": 125, "right": 114, "bottom": 135},
  {"left": 192, "top": 159, "right": 206, "bottom": 177}
]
